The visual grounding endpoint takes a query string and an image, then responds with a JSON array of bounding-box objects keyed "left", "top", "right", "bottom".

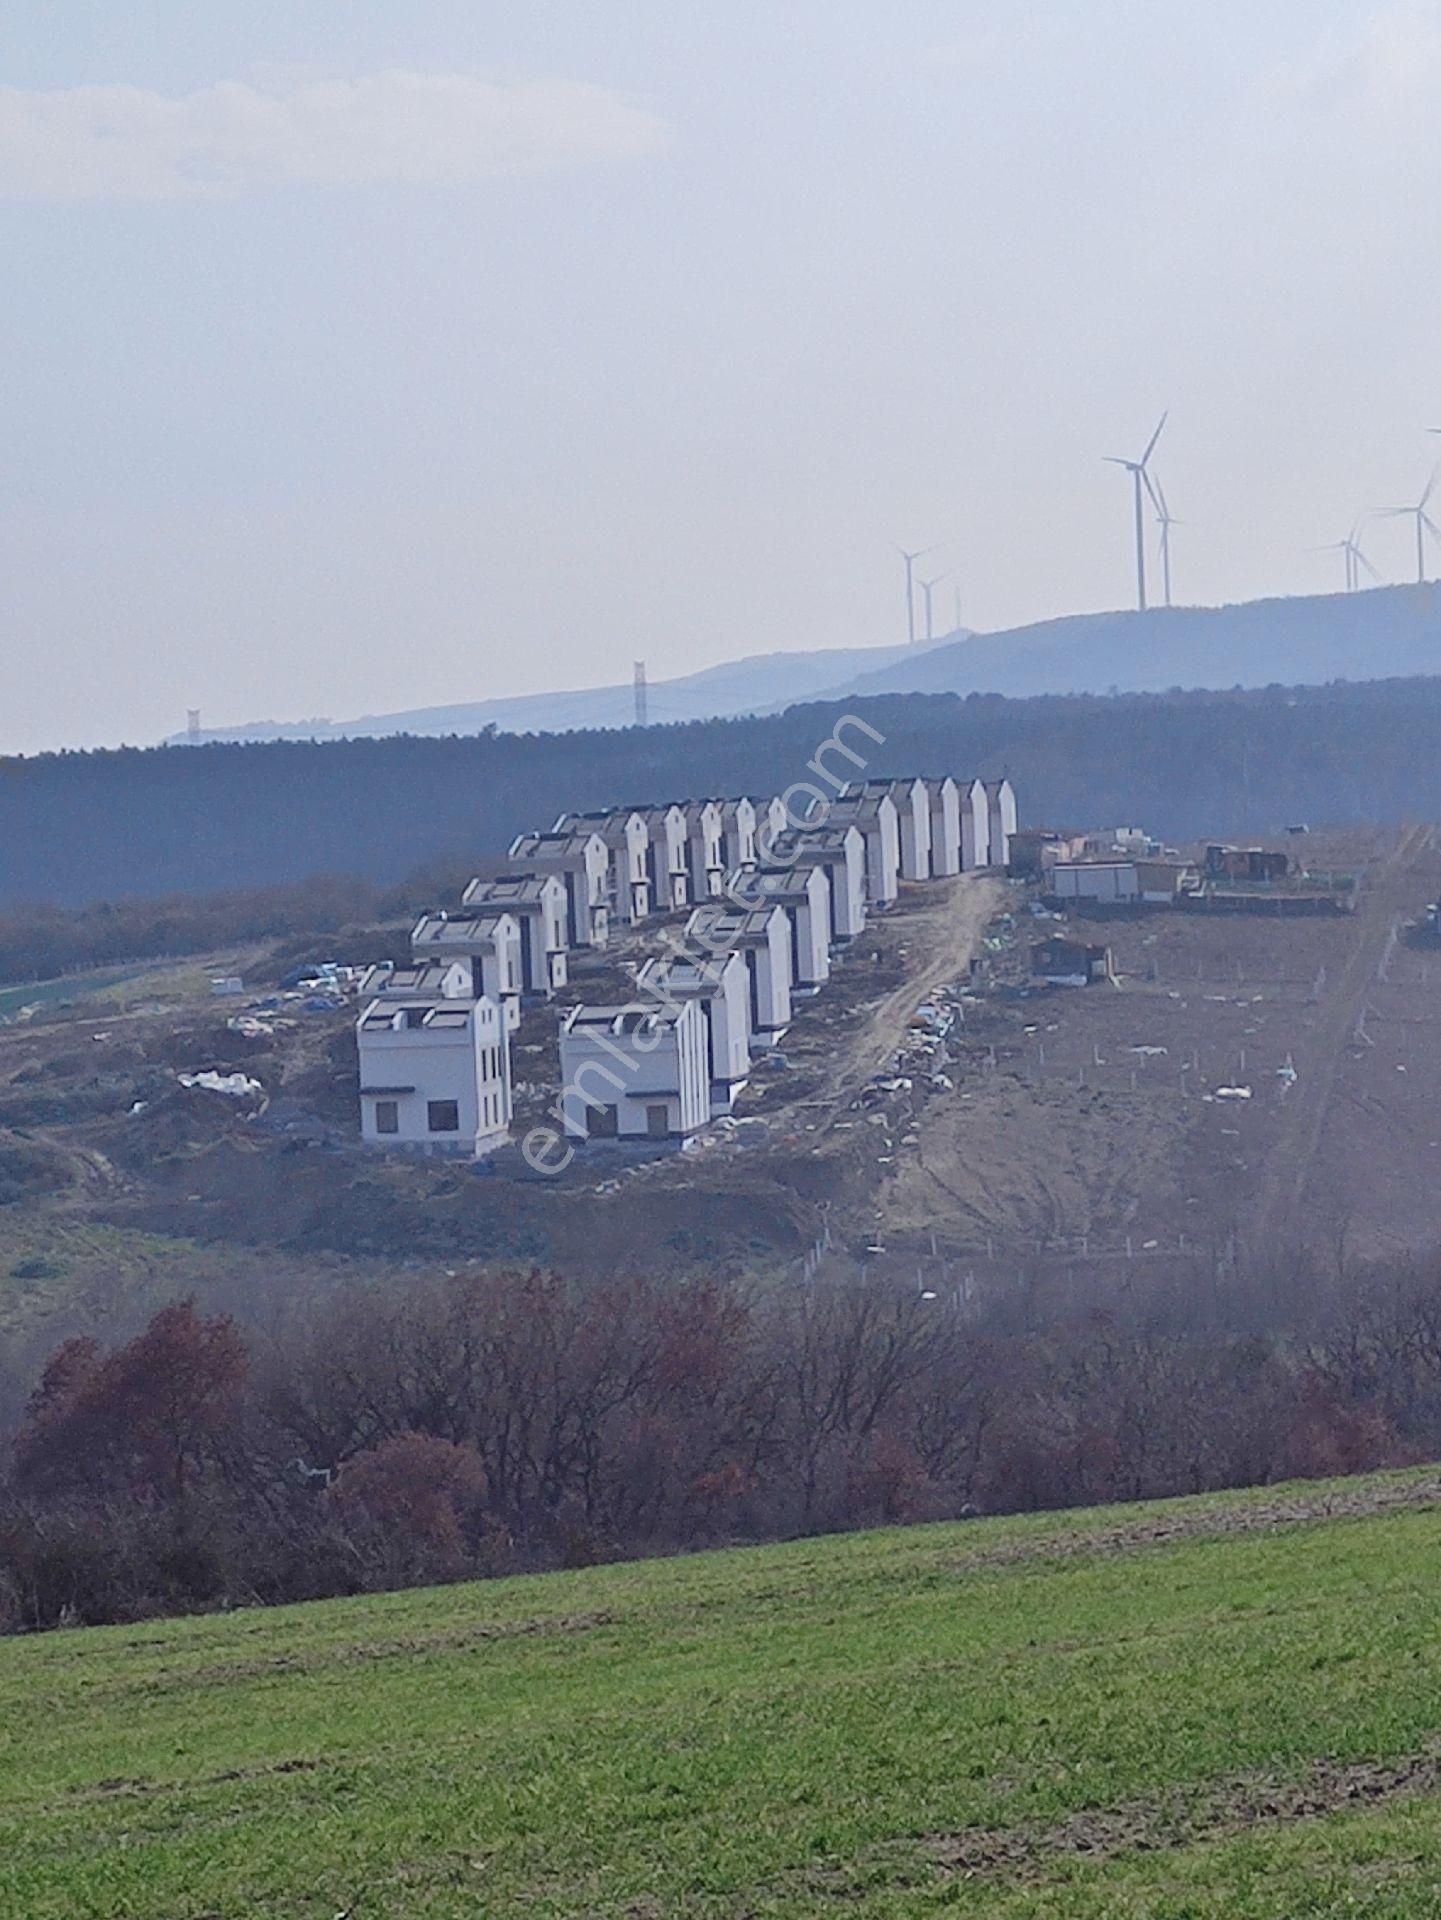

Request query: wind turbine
[
  {"left": 1105, "top": 413, "right": 1167, "bottom": 611},
  {"left": 1312, "top": 520, "right": 1380, "bottom": 593},
  {"left": 898, "top": 544, "right": 942, "bottom": 645},
  {"left": 1376, "top": 468, "right": 1440, "bottom": 585},
  {"left": 1146, "top": 472, "right": 1181, "bottom": 608},
  {"left": 918, "top": 570, "right": 950, "bottom": 645}
]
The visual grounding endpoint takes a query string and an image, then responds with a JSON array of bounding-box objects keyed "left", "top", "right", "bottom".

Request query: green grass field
[{"left": 7, "top": 1470, "right": 1441, "bottom": 1918}]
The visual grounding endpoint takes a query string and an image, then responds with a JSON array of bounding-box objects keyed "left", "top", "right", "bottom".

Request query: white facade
[
  {"left": 720, "top": 797, "right": 758, "bottom": 873},
  {"left": 462, "top": 873, "right": 569, "bottom": 995},
  {"left": 507, "top": 830, "right": 611, "bottom": 948},
  {"left": 985, "top": 778, "right": 1018, "bottom": 869},
  {"left": 927, "top": 777, "right": 962, "bottom": 877},
  {"left": 685, "top": 801, "right": 726, "bottom": 901},
  {"left": 957, "top": 778, "right": 991, "bottom": 870},
  {"left": 831, "top": 791, "right": 900, "bottom": 907},
  {"left": 636, "top": 950, "right": 752, "bottom": 1113},
  {"left": 771, "top": 824, "right": 867, "bottom": 941},
  {"left": 358, "top": 984, "right": 511, "bottom": 1157},
  {"left": 687, "top": 903, "right": 792, "bottom": 1037},
  {"left": 1050, "top": 861, "right": 1139, "bottom": 902},
  {"left": 410, "top": 911, "right": 524, "bottom": 1031},
  {"left": 558, "top": 1000, "right": 710, "bottom": 1140},
  {"left": 884, "top": 777, "right": 933, "bottom": 881},
  {"left": 562, "top": 810, "right": 652, "bottom": 924},
  {"left": 643, "top": 804, "right": 691, "bottom": 912},
  {"left": 736, "top": 864, "right": 831, "bottom": 986},
  {"left": 751, "top": 795, "right": 790, "bottom": 867}
]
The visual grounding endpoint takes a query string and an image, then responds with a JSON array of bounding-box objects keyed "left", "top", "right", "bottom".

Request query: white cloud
[{"left": 0, "top": 70, "right": 668, "bottom": 202}]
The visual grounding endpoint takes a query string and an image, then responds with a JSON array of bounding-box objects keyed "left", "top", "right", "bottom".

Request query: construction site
[{"left": 1, "top": 822, "right": 1439, "bottom": 1381}]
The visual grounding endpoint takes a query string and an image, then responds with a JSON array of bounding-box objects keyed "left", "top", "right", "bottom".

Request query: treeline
[
  {"left": 4, "top": 1248, "right": 1440, "bottom": 1633},
  {"left": 5, "top": 673, "right": 1441, "bottom": 909}
]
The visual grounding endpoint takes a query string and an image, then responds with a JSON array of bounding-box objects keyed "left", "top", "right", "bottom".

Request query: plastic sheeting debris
[{"left": 177, "top": 1070, "right": 265, "bottom": 1100}]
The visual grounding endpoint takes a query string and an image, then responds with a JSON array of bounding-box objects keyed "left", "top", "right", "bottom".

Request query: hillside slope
[
  {"left": 165, "top": 638, "right": 937, "bottom": 746},
  {"left": 8, "top": 1469, "right": 1441, "bottom": 1916},
  {"left": 819, "top": 581, "right": 1441, "bottom": 703}
]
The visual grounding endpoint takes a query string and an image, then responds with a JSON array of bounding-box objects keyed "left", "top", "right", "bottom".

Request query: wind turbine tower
[
  {"left": 1148, "top": 474, "right": 1180, "bottom": 609},
  {"left": 898, "top": 544, "right": 941, "bottom": 645},
  {"left": 918, "top": 571, "right": 950, "bottom": 645},
  {"left": 1377, "top": 469, "right": 1440, "bottom": 585},
  {"left": 1105, "top": 414, "right": 1167, "bottom": 612},
  {"left": 1314, "top": 524, "right": 1378, "bottom": 592},
  {"left": 633, "top": 660, "right": 648, "bottom": 728}
]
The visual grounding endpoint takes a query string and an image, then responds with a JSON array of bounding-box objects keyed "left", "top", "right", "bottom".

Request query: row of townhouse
[
  {"left": 355, "top": 771, "right": 1016, "bottom": 1158},
  {"left": 452, "top": 777, "right": 1013, "bottom": 979},
  {"left": 552, "top": 776, "right": 1016, "bottom": 1147}
]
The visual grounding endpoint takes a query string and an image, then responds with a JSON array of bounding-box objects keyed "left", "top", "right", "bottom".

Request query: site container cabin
[
  {"left": 1030, "top": 936, "right": 1114, "bottom": 985},
  {"left": 1049, "top": 860, "right": 1139, "bottom": 903}
]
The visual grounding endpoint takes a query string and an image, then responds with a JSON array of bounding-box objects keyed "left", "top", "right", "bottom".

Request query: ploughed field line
[{"left": 1251, "top": 821, "right": 1436, "bottom": 1251}]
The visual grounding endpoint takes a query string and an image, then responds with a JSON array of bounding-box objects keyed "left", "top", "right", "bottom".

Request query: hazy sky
[{"left": 3, "top": 2, "right": 1439, "bottom": 754}]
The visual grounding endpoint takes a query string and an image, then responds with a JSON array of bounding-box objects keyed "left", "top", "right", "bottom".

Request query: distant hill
[
  {"left": 165, "top": 585, "right": 1441, "bottom": 750},
  {"left": 165, "top": 639, "right": 945, "bottom": 746},
  {"left": 814, "top": 583, "right": 1441, "bottom": 704}
]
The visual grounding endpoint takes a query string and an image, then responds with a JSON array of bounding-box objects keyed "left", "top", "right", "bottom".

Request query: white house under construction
[{"left": 358, "top": 767, "right": 1019, "bottom": 1158}]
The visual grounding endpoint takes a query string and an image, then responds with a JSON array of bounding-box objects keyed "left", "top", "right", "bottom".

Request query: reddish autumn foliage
[
  {"left": 331, "top": 1432, "right": 488, "bottom": 1581},
  {"left": 15, "top": 1302, "right": 246, "bottom": 1506},
  {"left": 4, "top": 1247, "right": 1441, "bottom": 1634}
]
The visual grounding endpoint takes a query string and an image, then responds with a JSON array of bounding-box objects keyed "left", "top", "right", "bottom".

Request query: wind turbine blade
[
  {"left": 1422, "top": 511, "right": 1441, "bottom": 537},
  {"left": 1354, "top": 548, "right": 1382, "bottom": 582},
  {"left": 1140, "top": 411, "right": 1168, "bottom": 467},
  {"left": 1102, "top": 456, "right": 1133, "bottom": 468},
  {"left": 1142, "top": 469, "right": 1163, "bottom": 513},
  {"left": 1420, "top": 465, "right": 1439, "bottom": 510}
]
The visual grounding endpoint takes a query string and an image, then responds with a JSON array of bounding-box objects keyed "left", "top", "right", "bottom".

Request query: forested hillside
[{"left": 3, "top": 674, "right": 1440, "bottom": 907}]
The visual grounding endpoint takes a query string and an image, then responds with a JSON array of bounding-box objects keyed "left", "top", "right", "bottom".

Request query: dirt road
[{"left": 830, "top": 875, "right": 1006, "bottom": 1105}]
